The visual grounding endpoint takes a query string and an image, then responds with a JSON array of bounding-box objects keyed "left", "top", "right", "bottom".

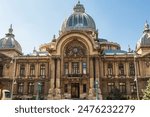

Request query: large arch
[{"left": 55, "top": 31, "right": 98, "bottom": 56}]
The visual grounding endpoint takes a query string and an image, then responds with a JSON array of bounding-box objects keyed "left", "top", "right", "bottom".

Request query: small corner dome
[
  {"left": 61, "top": 1, "right": 96, "bottom": 32},
  {"left": 136, "top": 21, "right": 150, "bottom": 50},
  {"left": 0, "top": 25, "right": 22, "bottom": 53}
]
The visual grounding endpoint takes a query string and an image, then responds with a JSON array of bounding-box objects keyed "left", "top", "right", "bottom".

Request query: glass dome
[
  {"left": 0, "top": 25, "right": 22, "bottom": 53},
  {"left": 136, "top": 22, "right": 150, "bottom": 49},
  {"left": 61, "top": 1, "right": 96, "bottom": 32}
]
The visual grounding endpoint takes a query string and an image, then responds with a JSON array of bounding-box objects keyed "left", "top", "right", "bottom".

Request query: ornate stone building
[{"left": 0, "top": 2, "right": 150, "bottom": 100}]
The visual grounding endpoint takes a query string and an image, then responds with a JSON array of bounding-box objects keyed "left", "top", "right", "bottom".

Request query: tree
[{"left": 143, "top": 79, "right": 150, "bottom": 100}]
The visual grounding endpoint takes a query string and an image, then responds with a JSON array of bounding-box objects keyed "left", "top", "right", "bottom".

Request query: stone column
[
  {"left": 26, "top": 63, "right": 29, "bottom": 79},
  {"left": 95, "top": 57, "right": 99, "bottom": 80},
  {"left": 47, "top": 59, "right": 55, "bottom": 99},
  {"left": 88, "top": 57, "right": 95, "bottom": 99},
  {"left": 36, "top": 62, "right": 39, "bottom": 79},
  {"left": 126, "top": 80, "right": 130, "bottom": 97},
  {"left": 55, "top": 58, "right": 61, "bottom": 99},
  {"left": 126, "top": 62, "right": 129, "bottom": 78},
  {"left": 79, "top": 61, "right": 82, "bottom": 74},
  {"left": 89, "top": 57, "right": 94, "bottom": 88},
  {"left": 69, "top": 62, "right": 72, "bottom": 74},
  {"left": 115, "top": 62, "right": 118, "bottom": 78},
  {"left": 23, "top": 82, "right": 28, "bottom": 95},
  {"left": 56, "top": 58, "right": 61, "bottom": 88}
]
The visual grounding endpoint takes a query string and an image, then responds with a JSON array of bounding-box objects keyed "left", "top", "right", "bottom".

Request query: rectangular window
[
  {"left": 28, "top": 83, "right": 34, "bottom": 94},
  {"left": 18, "top": 83, "right": 24, "bottom": 94},
  {"left": 119, "top": 83, "right": 126, "bottom": 93},
  {"left": 72, "top": 62, "right": 79, "bottom": 74},
  {"left": 64, "top": 84, "right": 68, "bottom": 93},
  {"left": 83, "top": 84, "right": 87, "bottom": 93},
  {"left": 82, "top": 62, "right": 87, "bottom": 74},
  {"left": 119, "top": 63, "right": 124, "bottom": 75},
  {"left": 30, "top": 65, "right": 35, "bottom": 76},
  {"left": 108, "top": 83, "right": 114, "bottom": 93},
  {"left": 108, "top": 63, "right": 113, "bottom": 75},
  {"left": 40, "top": 64, "right": 46, "bottom": 78},
  {"left": 20, "top": 65, "right": 25, "bottom": 77},
  {"left": 38, "top": 82, "right": 44, "bottom": 95},
  {"left": 130, "top": 82, "right": 136, "bottom": 93},
  {"left": 129, "top": 63, "right": 135, "bottom": 76},
  {"left": 64, "top": 62, "right": 69, "bottom": 75}
]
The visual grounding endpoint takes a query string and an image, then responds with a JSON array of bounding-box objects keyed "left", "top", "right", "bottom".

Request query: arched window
[
  {"left": 30, "top": 64, "right": 35, "bottom": 76},
  {"left": 107, "top": 63, "right": 113, "bottom": 75},
  {"left": 118, "top": 63, "right": 124, "bottom": 75},
  {"left": 20, "top": 64, "right": 25, "bottom": 77},
  {"left": 64, "top": 41, "right": 86, "bottom": 57},
  {"left": 129, "top": 63, "right": 135, "bottom": 76}
]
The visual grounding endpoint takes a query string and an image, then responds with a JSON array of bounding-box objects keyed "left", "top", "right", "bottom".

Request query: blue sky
[{"left": 0, "top": 0, "right": 150, "bottom": 54}]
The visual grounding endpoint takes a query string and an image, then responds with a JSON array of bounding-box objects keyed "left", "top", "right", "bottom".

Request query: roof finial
[
  {"left": 128, "top": 45, "right": 131, "bottom": 52},
  {"left": 9, "top": 24, "right": 13, "bottom": 34},
  {"left": 144, "top": 20, "right": 149, "bottom": 32},
  {"left": 53, "top": 34, "right": 56, "bottom": 39},
  {"left": 74, "top": 0, "right": 85, "bottom": 13},
  {"left": 78, "top": 0, "right": 80, "bottom": 4}
]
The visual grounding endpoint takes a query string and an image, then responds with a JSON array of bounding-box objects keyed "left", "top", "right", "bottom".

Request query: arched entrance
[{"left": 62, "top": 39, "right": 89, "bottom": 99}]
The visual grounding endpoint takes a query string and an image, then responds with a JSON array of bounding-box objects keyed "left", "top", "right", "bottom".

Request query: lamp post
[
  {"left": 11, "top": 57, "right": 17, "bottom": 99},
  {"left": 95, "top": 80, "right": 99, "bottom": 100},
  {"left": 36, "top": 82, "right": 41, "bottom": 100},
  {"left": 134, "top": 53, "right": 140, "bottom": 100}
]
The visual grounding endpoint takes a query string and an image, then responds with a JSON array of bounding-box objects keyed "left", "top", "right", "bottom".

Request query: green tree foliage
[{"left": 143, "top": 79, "right": 150, "bottom": 100}]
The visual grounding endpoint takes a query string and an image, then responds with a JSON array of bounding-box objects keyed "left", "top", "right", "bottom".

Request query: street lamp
[
  {"left": 134, "top": 53, "right": 140, "bottom": 100},
  {"left": 36, "top": 82, "right": 41, "bottom": 100},
  {"left": 95, "top": 80, "right": 99, "bottom": 100}
]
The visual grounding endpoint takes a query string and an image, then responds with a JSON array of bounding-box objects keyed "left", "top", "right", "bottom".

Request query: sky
[{"left": 0, "top": 0, "right": 150, "bottom": 54}]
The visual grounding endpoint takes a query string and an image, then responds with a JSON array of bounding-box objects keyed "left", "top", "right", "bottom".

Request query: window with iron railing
[
  {"left": 64, "top": 62, "right": 69, "bottom": 75},
  {"left": 107, "top": 63, "right": 113, "bottom": 75},
  {"left": 28, "top": 82, "right": 34, "bottom": 94},
  {"left": 30, "top": 64, "right": 35, "bottom": 76},
  {"left": 72, "top": 62, "right": 79, "bottom": 74},
  {"left": 18, "top": 83, "right": 24, "bottom": 94},
  {"left": 119, "top": 83, "right": 126, "bottom": 93},
  {"left": 40, "top": 64, "right": 46, "bottom": 77},
  {"left": 129, "top": 63, "right": 135, "bottom": 76},
  {"left": 118, "top": 63, "right": 124, "bottom": 75},
  {"left": 108, "top": 83, "right": 114, "bottom": 93},
  {"left": 20, "top": 64, "right": 25, "bottom": 77},
  {"left": 82, "top": 62, "right": 87, "bottom": 74}
]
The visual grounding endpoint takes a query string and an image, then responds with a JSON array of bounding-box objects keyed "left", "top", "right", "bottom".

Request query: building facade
[{"left": 0, "top": 2, "right": 150, "bottom": 100}]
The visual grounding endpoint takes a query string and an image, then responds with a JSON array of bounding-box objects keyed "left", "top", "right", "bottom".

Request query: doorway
[{"left": 71, "top": 83, "right": 80, "bottom": 99}]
